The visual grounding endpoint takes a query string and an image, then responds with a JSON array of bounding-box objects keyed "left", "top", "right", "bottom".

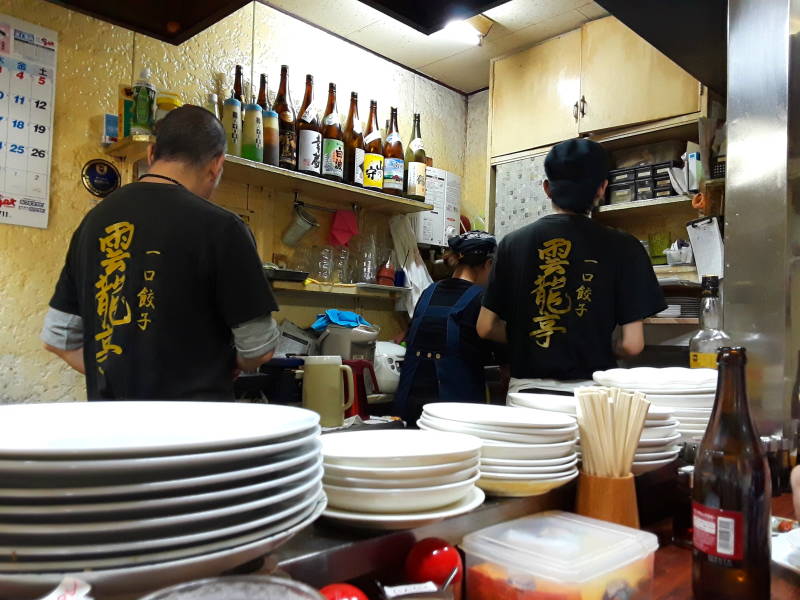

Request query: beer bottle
[
  {"left": 343, "top": 92, "right": 365, "bottom": 187},
  {"left": 383, "top": 107, "right": 404, "bottom": 195},
  {"left": 405, "top": 113, "right": 427, "bottom": 200},
  {"left": 690, "top": 276, "right": 732, "bottom": 368},
  {"left": 321, "top": 83, "right": 344, "bottom": 182},
  {"left": 272, "top": 65, "right": 296, "bottom": 170},
  {"left": 692, "top": 346, "right": 771, "bottom": 600},
  {"left": 296, "top": 74, "right": 322, "bottom": 176},
  {"left": 363, "top": 100, "right": 384, "bottom": 191},
  {"left": 233, "top": 65, "right": 244, "bottom": 103},
  {"left": 256, "top": 73, "right": 268, "bottom": 110}
]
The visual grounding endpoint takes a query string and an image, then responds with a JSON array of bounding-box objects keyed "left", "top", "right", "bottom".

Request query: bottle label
[
  {"left": 298, "top": 130, "right": 322, "bottom": 173},
  {"left": 692, "top": 502, "right": 745, "bottom": 560},
  {"left": 409, "top": 138, "right": 424, "bottom": 153},
  {"left": 406, "top": 162, "right": 427, "bottom": 197},
  {"left": 323, "top": 113, "right": 339, "bottom": 126},
  {"left": 278, "top": 125, "right": 296, "bottom": 168},
  {"left": 363, "top": 153, "right": 383, "bottom": 188},
  {"left": 353, "top": 148, "right": 365, "bottom": 185},
  {"left": 384, "top": 157, "right": 404, "bottom": 190},
  {"left": 386, "top": 132, "right": 401, "bottom": 144},
  {"left": 301, "top": 106, "right": 317, "bottom": 123},
  {"left": 280, "top": 110, "right": 293, "bottom": 123},
  {"left": 322, "top": 138, "right": 344, "bottom": 178},
  {"left": 690, "top": 352, "right": 718, "bottom": 369},
  {"left": 353, "top": 118, "right": 363, "bottom": 135},
  {"left": 364, "top": 130, "right": 381, "bottom": 144}
]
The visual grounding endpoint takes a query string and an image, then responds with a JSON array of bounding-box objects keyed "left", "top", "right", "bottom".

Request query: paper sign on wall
[{"left": 0, "top": 14, "right": 57, "bottom": 230}]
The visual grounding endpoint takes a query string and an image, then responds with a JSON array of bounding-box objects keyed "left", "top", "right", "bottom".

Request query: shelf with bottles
[
  {"left": 271, "top": 280, "right": 410, "bottom": 299},
  {"left": 104, "top": 134, "right": 155, "bottom": 161},
  {"left": 643, "top": 317, "right": 699, "bottom": 325},
  {"left": 595, "top": 194, "right": 693, "bottom": 215}
]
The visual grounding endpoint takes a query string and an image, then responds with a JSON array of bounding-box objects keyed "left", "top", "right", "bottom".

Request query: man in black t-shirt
[
  {"left": 477, "top": 138, "right": 666, "bottom": 388},
  {"left": 41, "top": 106, "right": 280, "bottom": 400}
]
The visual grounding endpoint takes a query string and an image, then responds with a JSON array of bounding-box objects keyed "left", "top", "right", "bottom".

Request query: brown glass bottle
[
  {"left": 272, "top": 65, "right": 296, "bottom": 170},
  {"left": 382, "top": 107, "right": 404, "bottom": 196},
  {"left": 404, "top": 113, "right": 427, "bottom": 200},
  {"left": 296, "top": 75, "right": 321, "bottom": 176},
  {"left": 320, "top": 83, "right": 344, "bottom": 182},
  {"left": 233, "top": 65, "right": 243, "bottom": 102},
  {"left": 343, "top": 92, "right": 365, "bottom": 187},
  {"left": 362, "top": 100, "right": 383, "bottom": 191},
  {"left": 692, "top": 346, "right": 770, "bottom": 600},
  {"left": 256, "top": 73, "right": 268, "bottom": 110}
]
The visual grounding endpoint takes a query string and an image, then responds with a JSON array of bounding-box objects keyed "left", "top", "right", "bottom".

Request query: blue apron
[{"left": 393, "top": 281, "right": 486, "bottom": 423}]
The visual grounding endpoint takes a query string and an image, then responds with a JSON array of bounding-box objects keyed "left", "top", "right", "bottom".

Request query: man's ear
[
  {"left": 210, "top": 154, "right": 225, "bottom": 179},
  {"left": 543, "top": 179, "right": 552, "bottom": 198},
  {"left": 146, "top": 144, "right": 156, "bottom": 167}
]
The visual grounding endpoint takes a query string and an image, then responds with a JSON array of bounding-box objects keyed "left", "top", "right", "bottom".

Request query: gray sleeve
[
  {"left": 232, "top": 315, "right": 280, "bottom": 359},
  {"left": 41, "top": 307, "right": 84, "bottom": 350}
]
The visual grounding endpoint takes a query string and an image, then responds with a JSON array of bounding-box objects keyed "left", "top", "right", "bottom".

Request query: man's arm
[
  {"left": 41, "top": 307, "right": 85, "bottom": 374},
  {"left": 477, "top": 307, "right": 508, "bottom": 344},
  {"left": 233, "top": 314, "right": 280, "bottom": 373},
  {"left": 615, "top": 320, "right": 645, "bottom": 358},
  {"left": 44, "top": 344, "right": 86, "bottom": 374}
]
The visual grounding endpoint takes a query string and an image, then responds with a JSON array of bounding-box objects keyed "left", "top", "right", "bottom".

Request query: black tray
[{"left": 264, "top": 268, "right": 309, "bottom": 282}]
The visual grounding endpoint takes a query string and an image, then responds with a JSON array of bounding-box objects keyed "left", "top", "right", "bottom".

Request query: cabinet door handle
[
  {"left": 579, "top": 95, "right": 586, "bottom": 117},
  {"left": 573, "top": 101, "right": 579, "bottom": 122}
]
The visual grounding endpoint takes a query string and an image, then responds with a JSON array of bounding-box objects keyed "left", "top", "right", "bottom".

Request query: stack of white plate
[
  {"left": 593, "top": 367, "right": 717, "bottom": 442},
  {"left": 417, "top": 403, "right": 578, "bottom": 497},
  {"left": 0, "top": 402, "right": 325, "bottom": 600},
  {"left": 321, "top": 430, "right": 484, "bottom": 530}
]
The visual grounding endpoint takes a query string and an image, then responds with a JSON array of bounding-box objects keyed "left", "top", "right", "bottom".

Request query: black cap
[{"left": 544, "top": 138, "right": 610, "bottom": 213}]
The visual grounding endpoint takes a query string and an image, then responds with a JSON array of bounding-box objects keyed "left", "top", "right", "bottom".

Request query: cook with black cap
[
  {"left": 477, "top": 138, "right": 666, "bottom": 395},
  {"left": 393, "top": 231, "right": 499, "bottom": 424}
]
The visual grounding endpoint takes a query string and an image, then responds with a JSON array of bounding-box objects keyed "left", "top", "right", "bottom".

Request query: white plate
[
  {"left": 322, "top": 486, "right": 485, "bottom": 530},
  {"left": 647, "top": 395, "right": 715, "bottom": 409},
  {"left": 417, "top": 419, "right": 577, "bottom": 444},
  {"left": 0, "top": 496, "right": 326, "bottom": 599},
  {"left": 321, "top": 430, "right": 481, "bottom": 467},
  {"left": 0, "top": 428, "right": 320, "bottom": 484},
  {"left": 593, "top": 367, "right": 717, "bottom": 394},
  {"left": 423, "top": 402, "right": 576, "bottom": 429},
  {"left": 0, "top": 442, "right": 321, "bottom": 501},
  {"left": 479, "top": 458, "right": 578, "bottom": 474},
  {"left": 645, "top": 406, "right": 674, "bottom": 420},
  {"left": 323, "top": 456, "right": 479, "bottom": 479},
  {"left": 323, "top": 465, "right": 478, "bottom": 489},
  {"left": 477, "top": 471, "right": 578, "bottom": 497},
  {"left": 634, "top": 446, "right": 681, "bottom": 460},
  {"left": 645, "top": 418, "right": 677, "bottom": 427},
  {"left": 0, "top": 460, "right": 323, "bottom": 520},
  {"left": 674, "top": 416, "right": 709, "bottom": 425},
  {"left": 479, "top": 453, "right": 578, "bottom": 468},
  {"left": 324, "top": 474, "right": 479, "bottom": 514},
  {"left": 478, "top": 468, "right": 579, "bottom": 481},
  {"left": 0, "top": 472, "right": 324, "bottom": 539},
  {"left": 420, "top": 413, "right": 576, "bottom": 437},
  {"left": 635, "top": 432, "right": 681, "bottom": 447},
  {"left": 670, "top": 406, "right": 713, "bottom": 414},
  {"left": 0, "top": 402, "right": 319, "bottom": 458},
  {"left": 481, "top": 439, "right": 576, "bottom": 460},
  {"left": 0, "top": 486, "right": 324, "bottom": 563},
  {"left": 507, "top": 393, "right": 577, "bottom": 415},
  {"left": 640, "top": 423, "right": 679, "bottom": 440},
  {"left": 632, "top": 457, "right": 678, "bottom": 475},
  {"left": 771, "top": 528, "right": 800, "bottom": 575}
]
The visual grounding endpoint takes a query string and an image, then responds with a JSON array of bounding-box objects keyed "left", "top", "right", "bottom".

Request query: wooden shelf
[
  {"left": 223, "top": 156, "right": 433, "bottom": 214},
  {"left": 654, "top": 264, "right": 700, "bottom": 284},
  {"left": 104, "top": 134, "right": 155, "bottom": 161},
  {"left": 272, "top": 281, "right": 410, "bottom": 299},
  {"left": 644, "top": 317, "right": 699, "bottom": 325},
  {"left": 596, "top": 195, "right": 692, "bottom": 214}
]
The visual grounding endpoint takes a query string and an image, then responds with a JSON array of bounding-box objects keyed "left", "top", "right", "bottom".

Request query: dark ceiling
[
  {"left": 357, "top": 0, "right": 511, "bottom": 35},
  {"left": 46, "top": 0, "right": 250, "bottom": 44}
]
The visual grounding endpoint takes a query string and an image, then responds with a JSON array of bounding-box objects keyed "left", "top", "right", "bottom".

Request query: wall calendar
[{"left": 0, "top": 14, "right": 56, "bottom": 230}]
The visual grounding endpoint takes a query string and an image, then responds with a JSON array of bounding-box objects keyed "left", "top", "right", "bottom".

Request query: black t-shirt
[
  {"left": 483, "top": 214, "right": 666, "bottom": 380},
  {"left": 49, "top": 182, "right": 278, "bottom": 400}
]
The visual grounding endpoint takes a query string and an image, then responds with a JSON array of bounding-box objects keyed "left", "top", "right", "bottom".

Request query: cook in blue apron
[{"left": 393, "top": 231, "right": 499, "bottom": 425}]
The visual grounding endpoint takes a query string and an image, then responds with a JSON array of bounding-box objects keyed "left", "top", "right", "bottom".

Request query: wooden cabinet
[
  {"left": 489, "top": 17, "right": 703, "bottom": 158},
  {"left": 490, "top": 30, "right": 581, "bottom": 157},
  {"left": 578, "top": 17, "right": 702, "bottom": 133}
]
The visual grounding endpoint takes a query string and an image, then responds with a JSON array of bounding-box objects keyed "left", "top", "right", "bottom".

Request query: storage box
[
  {"left": 653, "top": 175, "right": 676, "bottom": 198},
  {"left": 462, "top": 511, "right": 658, "bottom": 600},
  {"left": 634, "top": 165, "right": 653, "bottom": 180},
  {"left": 607, "top": 181, "right": 635, "bottom": 204},
  {"left": 635, "top": 178, "right": 654, "bottom": 201},
  {"left": 608, "top": 168, "right": 634, "bottom": 185},
  {"left": 652, "top": 159, "right": 683, "bottom": 178}
]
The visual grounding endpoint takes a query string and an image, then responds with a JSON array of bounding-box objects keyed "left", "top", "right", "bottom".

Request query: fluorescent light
[{"left": 440, "top": 20, "right": 483, "bottom": 45}]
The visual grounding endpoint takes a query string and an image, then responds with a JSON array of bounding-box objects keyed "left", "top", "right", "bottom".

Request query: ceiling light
[{"left": 438, "top": 14, "right": 494, "bottom": 45}]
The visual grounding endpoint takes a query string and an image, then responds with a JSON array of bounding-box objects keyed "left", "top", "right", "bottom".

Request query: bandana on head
[{"left": 447, "top": 230, "right": 497, "bottom": 257}]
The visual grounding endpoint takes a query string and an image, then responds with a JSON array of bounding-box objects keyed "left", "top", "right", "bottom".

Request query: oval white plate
[
  {"left": 420, "top": 413, "right": 576, "bottom": 436},
  {"left": 323, "top": 456, "right": 479, "bottom": 479},
  {"left": 0, "top": 402, "right": 319, "bottom": 458},
  {"left": 321, "top": 430, "right": 481, "bottom": 467},
  {"left": 477, "top": 471, "right": 578, "bottom": 497},
  {"left": 636, "top": 432, "right": 681, "bottom": 447},
  {"left": 480, "top": 453, "right": 578, "bottom": 468},
  {"left": 0, "top": 442, "right": 320, "bottom": 501},
  {"left": 640, "top": 423, "right": 679, "bottom": 440},
  {"left": 0, "top": 428, "right": 320, "bottom": 483},
  {"left": 634, "top": 446, "right": 681, "bottom": 460},
  {"left": 674, "top": 416, "right": 709, "bottom": 425},
  {"left": 632, "top": 457, "right": 678, "bottom": 475},
  {"left": 507, "top": 393, "right": 577, "bottom": 415},
  {"left": 423, "top": 402, "right": 576, "bottom": 429},
  {"left": 0, "top": 486, "right": 324, "bottom": 561},
  {"left": 648, "top": 396, "right": 715, "bottom": 409},
  {"left": 592, "top": 367, "right": 717, "bottom": 394},
  {"left": 479, "top": 458, "right": 578, "bottom": 474},
  {"left": 478, "top": 468, "right": 579, "bottom": 481},
  {"left": 417, "top": 418, "right": 577, "bottom": 444},
  {"left": 323, "top": 465, "right": 478, "bottom": 489},
  {"left": 645, "top": 418, "right": 677, "bottom": 427},
  {"left": 481, "top": 439, "right": 576, "bottom": 460},
  {"left": 322, "top": 486, "right": 484, "bottom": 530},
  {"left": 324, "top": 474, "right": 479, "bottom": 514}
]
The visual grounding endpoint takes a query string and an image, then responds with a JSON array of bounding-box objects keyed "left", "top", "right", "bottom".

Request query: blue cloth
[{"left": 311, "top": 309, "right": 372, "bottom": 332}]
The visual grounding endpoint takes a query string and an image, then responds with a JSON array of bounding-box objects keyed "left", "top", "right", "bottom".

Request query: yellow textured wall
[
  {"left": 462, "top": 89, "right": 489, "bottom": 225},
  {"left": 0, "top": 0, "right": 469, "bottom": 402}
]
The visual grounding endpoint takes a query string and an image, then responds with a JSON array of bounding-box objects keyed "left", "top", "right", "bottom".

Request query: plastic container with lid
[
  {"left": 461, "top": 511, "right": 659, "bottom": 600},
  {"left": 155, "top": 91, "right": 182, "bottom": 123}
]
